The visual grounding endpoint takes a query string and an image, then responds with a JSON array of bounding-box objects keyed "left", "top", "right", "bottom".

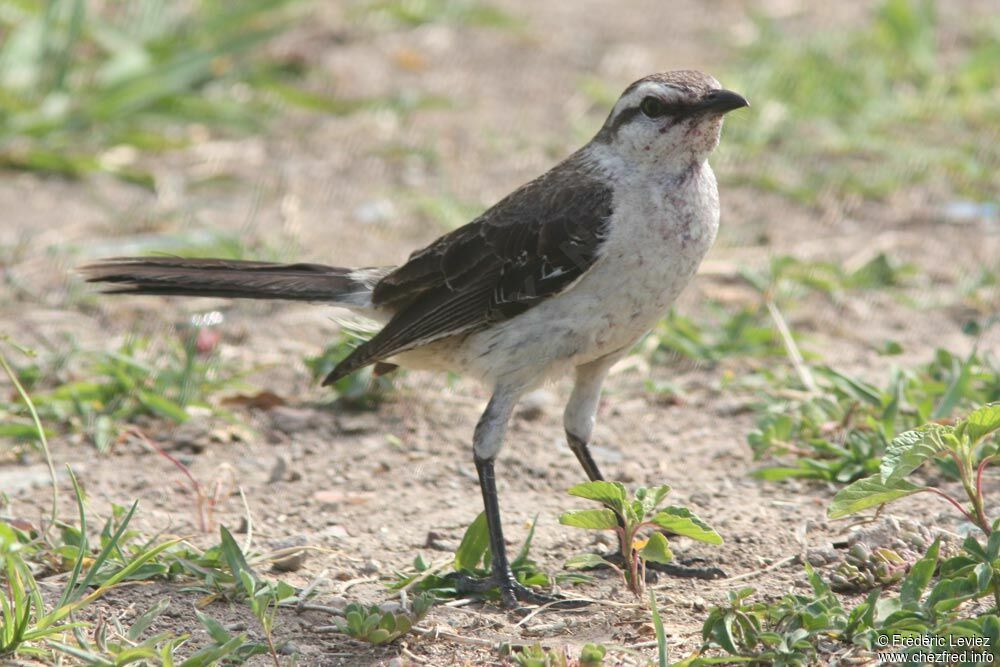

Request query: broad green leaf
[
  {"left": 649, "top": 507, "right": 723, "bottom": 544},
  {"left": 828, "top": 475, "right": 925, "bottom": 518},
  {"left": 880, "top": 426, "right": 949, "bottom": 485},
  {"left": 635, "top": 485, "right": 672, "bottom": 516},
  {"left": 567, "top": 481, "right": 627, "bottom": 513},
  {"left": 900, "top": 538, "right": 939, "bottom": 608},
  {"left": 559, "top": 509, "right": 620, "bottom": 530},
  {"left": 961, "top": 403, "right": 1000, "bottom": 443},
  {"left": 453, "top": 512, "right": 489, "bottom": 571},
  {"left": 927, "top": 572, "right": 983, "bottom": 612},
  {"left": 639, "top": 532, "right": 674, "bottom": 565}
]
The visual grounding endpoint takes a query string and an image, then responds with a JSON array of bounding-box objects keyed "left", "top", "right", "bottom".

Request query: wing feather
[{"left": 324, "top": 152, "right": 614, "bottom": 384}]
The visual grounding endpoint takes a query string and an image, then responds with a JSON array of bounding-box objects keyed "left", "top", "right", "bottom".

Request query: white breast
[{"left": 440, "top": 160, "right": 720, "bottom": 391}]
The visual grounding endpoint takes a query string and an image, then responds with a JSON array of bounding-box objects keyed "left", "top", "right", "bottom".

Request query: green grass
[
  {"left": 1, "top": 342, "right": 298, "bottom": 663},
  {"left": 0, "top": 0, "right": 450, "bottom": 186},
  {"left": 718, "top": 0, "right": 1000, "bottom": 203},
  {"left": 1, "top": 333, "right": 243, "bottom": 452},
  {"left": 749, "top": 348, "right": 999, "bottom": 483},
  {"left": 353, "top": 0, "right": 521, "bottom": 29}
]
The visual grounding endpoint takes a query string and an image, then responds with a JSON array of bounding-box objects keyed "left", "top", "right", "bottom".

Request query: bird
[{"left": 81, "top": 70, "right": 748, "bottom": 608}]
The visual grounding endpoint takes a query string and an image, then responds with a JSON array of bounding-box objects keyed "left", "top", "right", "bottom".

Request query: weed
[
  {"left": 510, "top": 642, "right": 608, "bottom": 667},
  {"left": 306, "top": 334, "right": 397, "bottom": 409},
  {"left": 1, "top": 330, "right": 241, "bottom": 452},
  {"left": 391, "top": 512, "right": 567, "bottom": 600},
  {"left": 333, "top": 592, "right": 434, "bottom": 645},
  {"left": 648, "top": 306, "right": 786, "bottom": 365},
  {"left": 693, "top": 540, "right": 1000, "bottom": 665},
  {"left": 560, "top": 481, "right": 722, "bottom": 597},
  {"left": 356, "top": 0, "right": 521, "bottom": 30},
  {"left": 749, "top": 349, "right": 999, "bottom": 483},
  {"left": 719, "top": 0, "right": 1000, "bottom": 203},
  {"left": 0, "top": 0, "right": 436, "bottom": 185},
  {"left": 830, "top": 404, "right": 1000, "bottom": 606}
]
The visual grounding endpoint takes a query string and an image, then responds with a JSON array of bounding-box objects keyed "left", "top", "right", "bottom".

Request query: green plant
[
  {"left": 693, "top": 543, "right": 1000, "bottom": 666},
  {"left": 217, "top": 526, "right": 299, "bottom": 664},
  {"left": 391, "top": 512, "right": 569, "bottom": 600},
  {"left": 649, "top": 306, "right": 786, "bottom": 365},
  {"left": 305, "top": 334, "right": 397, "bottom": 409},
  {"left": 749, "top": 350, "right": 999, "bottom": 482},
  {"left": 355, "top": 0, "right": 521, "bottom": 29},
  {"left": 334, "top": 593, "right": 434, "bottom": 645},
  {"left": 2, "top": 332, "right": 242, "bottom": 451},
  {"left": 560, "top": 481, "right": 722, "bottom": 597},
  {"left": 830, "top": 403, "right": 1000, "bottom": 609},
  {"left": 719, "top": 0, "right": 1000, "bottom": 203},
  {"left": 508, "top": 642, "right": 606, "bottom": 667}
]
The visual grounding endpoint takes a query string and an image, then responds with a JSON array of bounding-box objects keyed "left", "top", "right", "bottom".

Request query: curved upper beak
[{"left": 695, "top": 89, "right": 749, "bottom": 114}]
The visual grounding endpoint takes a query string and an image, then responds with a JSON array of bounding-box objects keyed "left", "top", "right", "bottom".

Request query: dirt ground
[{"left": 2, "top": 1, "right": 999, "bottom": 665}]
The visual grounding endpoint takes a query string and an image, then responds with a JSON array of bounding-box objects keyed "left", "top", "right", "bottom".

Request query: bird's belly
[{"left": 453, "top": 218, "right": 716, "bottom": 388}]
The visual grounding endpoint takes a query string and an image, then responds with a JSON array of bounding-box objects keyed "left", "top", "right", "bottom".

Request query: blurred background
[{"left": 0, "top": 1, "right": 998, "bottom": 662}]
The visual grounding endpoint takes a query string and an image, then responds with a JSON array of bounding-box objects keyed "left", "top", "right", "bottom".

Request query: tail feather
[{"left": 80, "top": 257, "right": 384, "bottom": 305}]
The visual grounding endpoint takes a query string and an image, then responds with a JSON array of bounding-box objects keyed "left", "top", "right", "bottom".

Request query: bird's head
[{"left": 593, "top": 70, "right": 748, "bottom": 177}]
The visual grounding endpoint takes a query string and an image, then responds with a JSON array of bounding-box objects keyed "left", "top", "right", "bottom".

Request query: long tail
[{"left": 80, "top": 257, "right": 386, "bottom": 307}]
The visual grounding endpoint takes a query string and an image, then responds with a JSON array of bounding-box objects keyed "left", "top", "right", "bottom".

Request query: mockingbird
[{"left": 83, "top": 70, "right": 748, "bottom": 608}]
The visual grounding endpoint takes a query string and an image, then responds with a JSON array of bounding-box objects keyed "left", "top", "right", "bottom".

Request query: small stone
[
  {"left": 268, "top": 456, "right": 288, "bottom": 484},
  {"left": 326, "top": 595, "right": 348, "bottom": 610},
  {"left": 425, "top": 530, "right": 454, "bottom": 551},
  {"left": 806, "top": 546, "right": 839, "bottom": 567},
  {"left": 270, "top": 407, "right": 316, "bottom": 435},
  {"left": 517, "top": 389, "right": 555, "bottom": 421},
  {"left": 278, "top": 641, "right": 298, "bottom": 655},
  {"left": 271, "top": 536, "right": 308, "bottom": 572},
  {"left": 361, "top": 558, "right": 381, "bottom": 575}
]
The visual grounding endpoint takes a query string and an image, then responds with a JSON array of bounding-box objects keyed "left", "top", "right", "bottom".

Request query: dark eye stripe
[{"left": 595, "top": 91, "right": 695, "bottom": 143}]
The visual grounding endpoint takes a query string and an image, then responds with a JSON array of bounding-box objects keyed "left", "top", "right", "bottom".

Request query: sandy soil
[{"left": 2, "top": 1, "right": 998, "bottom": 665}]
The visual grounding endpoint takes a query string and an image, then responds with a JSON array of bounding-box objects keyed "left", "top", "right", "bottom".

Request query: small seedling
[
  {"left": 509, "top": 642, "right": 607, "bottom": 667},
  {"left": 218, "top": 526, "right": 299, "bottom": 664},
  {"left": 560, "top": 481, "right": 722, "bottom": 597},
  {"left": 334, "top": 593, "right": 434, "bottom": 645}
]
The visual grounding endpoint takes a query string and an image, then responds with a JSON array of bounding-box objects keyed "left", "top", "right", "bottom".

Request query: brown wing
[{"left": 324, "top": 154, "right": 614, "bottom": 384}]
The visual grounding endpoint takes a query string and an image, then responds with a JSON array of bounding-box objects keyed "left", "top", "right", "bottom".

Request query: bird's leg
[
  {"left": 452, "top": 391, "right": 574, "bottom": 608},
  {"left": 565, "top": 357, "right": 726, "bottom": 581}
]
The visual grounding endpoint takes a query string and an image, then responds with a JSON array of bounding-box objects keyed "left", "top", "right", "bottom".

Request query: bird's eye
[{"left": 640, "top": 96, "right": 666, "bottom": 118}]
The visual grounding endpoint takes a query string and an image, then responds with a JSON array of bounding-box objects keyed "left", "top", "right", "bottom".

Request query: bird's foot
[
  {"left": 448, "top": 572, "right": 587, "bottom": 610},
  {"left": 597, "top": 551, "right": 727, "bottom": 581}
]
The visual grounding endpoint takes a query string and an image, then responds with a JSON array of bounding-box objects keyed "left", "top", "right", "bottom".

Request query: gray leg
[
  {"left": 461, "top": 389, "right": 576, "bottom": 607},
  {"left": 566, "top": 354, "right": 727, "bottom": 581},
  {"left": 564, "top": 353, "right": 620, "bottom": 481}
]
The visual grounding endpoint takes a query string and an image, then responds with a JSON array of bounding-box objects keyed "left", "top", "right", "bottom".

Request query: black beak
[{"left": 695, "top": 89, "right": 749, "bottom": 114}]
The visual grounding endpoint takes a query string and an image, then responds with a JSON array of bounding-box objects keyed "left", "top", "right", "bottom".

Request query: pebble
[
  {"left": 517, "top": 389, "right": 555, "bottom": 421},
  {"left": 425, "top": 530, "right": 455, "bottom": 551},
  {"left": 269, "top": 407, "right": 317, "bottom": 435},
  {"left": 361, "top": 558, "right": 381, "bottom": 575},
  {"left": 272, "top": 546, "right": 308, "bottom": 573},
  {"left": 806, "top": 546, "right": 840, "bottom": 566}
]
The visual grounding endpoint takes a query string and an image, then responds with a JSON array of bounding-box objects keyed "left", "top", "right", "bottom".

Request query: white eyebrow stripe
[{"left": 607, "top": 81, "right": 685, "bottom": 126}]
